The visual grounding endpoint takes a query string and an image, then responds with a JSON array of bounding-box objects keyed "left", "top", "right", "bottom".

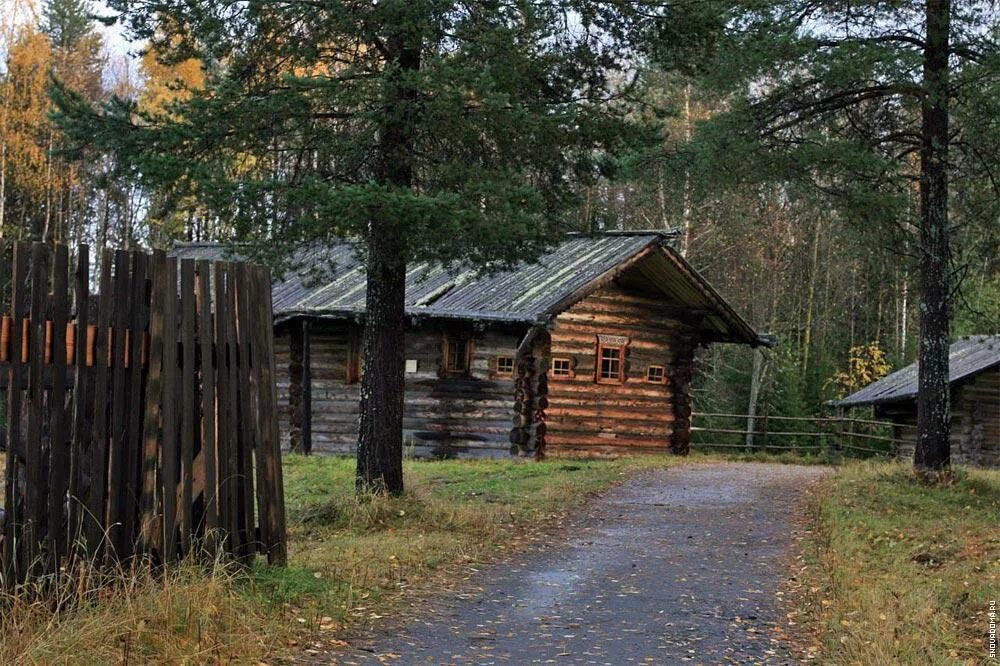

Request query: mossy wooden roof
[
  {"left": 172, "top": 232, "right": 765, "bottom": 345},
  {"left": 832, "top": 335, "right": 1000, "bottom": 408}
]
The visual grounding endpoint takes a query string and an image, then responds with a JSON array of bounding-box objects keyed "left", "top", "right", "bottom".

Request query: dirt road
[{"left": 325, "top": 462, "right": 829, "bottom": 665}]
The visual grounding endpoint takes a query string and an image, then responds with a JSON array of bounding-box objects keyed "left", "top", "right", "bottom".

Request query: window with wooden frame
[
  {"left": 646, "top": 365, "right": 666, "bottom": 384},
  {"left": 442, "top": 334, "right": 472, "bottom": 374},
  {"left": 494, "top": 355, "right": 515, "bottom": 377},
  {"left": 551, "top": 356, "right": 574, "bottom": 378},
  {"left": 595, "top": 335, "right": 628, "bottom": 384}
]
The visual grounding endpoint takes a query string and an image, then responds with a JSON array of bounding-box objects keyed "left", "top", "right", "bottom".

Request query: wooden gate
[{"left": 0, "top": 242, "right": 286, "bottom": 588}]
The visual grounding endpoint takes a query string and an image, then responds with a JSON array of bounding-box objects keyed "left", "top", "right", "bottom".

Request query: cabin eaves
[
  {"left": 172, "top": 232, "right": 766, "bottom": 346},
  {"left": 831, "top": 335, "right": 1000, "bottom": 408}
]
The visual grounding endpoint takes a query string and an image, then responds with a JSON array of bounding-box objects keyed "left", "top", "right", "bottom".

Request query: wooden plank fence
[
  {"left": 691, "top": 411, "right": 911, "bottom": 456},
  {"left": 0, "top": 242, "right": 286, "bottom": 588}
]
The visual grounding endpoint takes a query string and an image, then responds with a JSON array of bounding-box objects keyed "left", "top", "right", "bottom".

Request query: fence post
[
  {"left": 834, "top": 407, "right": 845, "bottom": 453},
  {"left": 744, "top": 413, "right": 756, "bottom": 453},
  {"left": 819, "top": 413, "right": 831, "bottom": 457}
]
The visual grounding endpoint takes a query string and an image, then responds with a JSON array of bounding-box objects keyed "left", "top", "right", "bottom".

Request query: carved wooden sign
[{"left": 597, "top": 334, "right": 629, "bottom": 346}]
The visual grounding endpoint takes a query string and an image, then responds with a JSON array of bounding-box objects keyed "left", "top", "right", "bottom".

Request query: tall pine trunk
[
  {"left": 356, "top": 31, "right": 420, "bottom": 495},
  {"left": 914, "top": 0, "right": 951, "bottom": 472},
  {"left": 357, "top": 226, "right": 406, "bottom": 494}
]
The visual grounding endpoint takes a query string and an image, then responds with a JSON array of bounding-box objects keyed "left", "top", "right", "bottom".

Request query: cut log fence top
[
  {"left": 0, "top": 317, "right": 255, "bottom": 369},
  {"left": 0, "top": 316, "right": 149, "bottom": 367}
]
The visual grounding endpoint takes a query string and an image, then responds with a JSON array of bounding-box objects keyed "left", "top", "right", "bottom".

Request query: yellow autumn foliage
[
  {"left": 1, "top": 18, "right": 103, "bottom": 240},
  {"left": 139, "top": 44, "right": 205, "bottom": 114},
  {"left": 2, "top": 27, "right": 54, "bottom": 213},
  {"left": 828, "top": 341, "right": 892, "bottom": 397}
]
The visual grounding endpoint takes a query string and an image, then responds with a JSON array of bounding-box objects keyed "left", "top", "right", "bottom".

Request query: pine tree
[
  {"left": 669, "top": 0, "right": 1000, "bottom": 473},
  {"left": 53, "top": 0, "right": 688, "bottom": 493},
  {"left": 43, "top": 0, "right": 95, "bottom": 50}
]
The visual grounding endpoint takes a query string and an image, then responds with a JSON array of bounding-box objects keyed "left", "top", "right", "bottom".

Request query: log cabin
[
  {"left": 832, "top": 335, "right": 1000, "bottom": 467},
  {"left": 174, "top": 232, "right": 768, "bottom": 458}
]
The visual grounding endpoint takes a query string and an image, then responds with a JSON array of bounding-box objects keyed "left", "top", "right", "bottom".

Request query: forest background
[{"left": 1, "top": 0, "right": 997, "bottom": 425}]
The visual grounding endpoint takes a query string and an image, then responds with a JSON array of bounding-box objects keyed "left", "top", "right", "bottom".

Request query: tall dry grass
[{"left": 1, "top": 552, "right": 283, "bottom": 665}]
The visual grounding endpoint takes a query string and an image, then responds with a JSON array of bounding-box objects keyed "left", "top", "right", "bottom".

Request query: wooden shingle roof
[
  {"left": 832, "top": 335, "right": 1000, "bottom": 408},
  {"left": 172, "top": 232, "right": 765, "bottom": 345}
]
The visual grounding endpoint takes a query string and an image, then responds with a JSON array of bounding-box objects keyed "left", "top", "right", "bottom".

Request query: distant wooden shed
[
  {"left": 174, "top": 232, "right": 766, "bottom": 459},
  {"left": 832, "top": 335, "right": 1000, "bottom": 467}
]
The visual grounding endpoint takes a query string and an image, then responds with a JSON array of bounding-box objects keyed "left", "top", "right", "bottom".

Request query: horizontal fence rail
[
  {"left": 691, "top": 412, "right": 908, "bottom": 456},
  {"left": 0, "top": 242, "right": 286, "bottom": 589}
]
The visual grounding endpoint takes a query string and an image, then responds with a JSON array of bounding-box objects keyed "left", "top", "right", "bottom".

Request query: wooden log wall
[
  {"left": 287, "top": 320, "right": 312, "bottom": 453},
  {"left": 276, "top": 323, "right": 359, "bottom": 454},
  {"left": 405, "top": 329, "right": 521, "bottom": 458},
  {"left": 667, "top": 332, "right": 699, "bottom": 455},
  {"left": 880, "top": 366, "right": 999, "bottom": 468},
  {"left": 956, "top": 366, "right": 1000, "bottom": 467},
  {"left": 0, "top": 242, "right": 286, "bottom": 589},
  {"left": 275, "top": 321, "right": 521, "bottom": 458},
  {"left": 274, "top": 284, "right": 707, "bottom": 460},
  {"left": 544, "top": 285, "right": 699, "bottom": 457}
]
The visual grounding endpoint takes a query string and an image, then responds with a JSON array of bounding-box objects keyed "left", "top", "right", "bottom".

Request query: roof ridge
[
  {"left": 174, "top": 230, "right": 678, "bottom": 250},
  {"left": 566, "top": 229, "right": 679, "bottom": 238}
]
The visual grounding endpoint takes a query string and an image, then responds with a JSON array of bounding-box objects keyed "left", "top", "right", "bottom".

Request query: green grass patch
[
  {"left": 795, "top": 462, "right": 1000, "bottom": 664},
  {"left": 689, "top": 447, "right": 839, "bottom": 466}
]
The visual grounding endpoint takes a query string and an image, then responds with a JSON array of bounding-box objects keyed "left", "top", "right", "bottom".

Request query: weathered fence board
[
  {"left": 67, "top": 245, "right": 89, "bottom": 558},
  {"left": 88, "top": 250, "right": 113, "bottom": 559},
  {"left": 0, "top": 241, "right": 286, "bottom": 589},
  {"left": 196, "top": 261, "right": 218, "bottom": 541},
  {"left": 2, "top": 244, "right": 26, "bottom": 582},
  {"left": 48, "top": 245, "right": 69, "bottom": 565},
  {"left": 161, "top": 256, "right": 180, "bottom": 561}
]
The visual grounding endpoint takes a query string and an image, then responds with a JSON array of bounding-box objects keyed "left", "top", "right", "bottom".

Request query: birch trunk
[
  {"left": 0, "top": 1, "right": 18, "bottom": 237},
  {"left": 42, "top": 131, "right": 53, "bottom": 241},
  {"left": 802, "top": 217, "right": 822, "bottom": 377},
  {"left": 745, "top": 347, "right": 765, "bottom": 452},
  {"left": 681, "top": 83, "right": 693, "bottom": 256},
  {"left": 899, "top": 270, "right": 909, "bottom": 356},
  {"left": 0, "top": 137, "right": 6, "bottom": 238}
]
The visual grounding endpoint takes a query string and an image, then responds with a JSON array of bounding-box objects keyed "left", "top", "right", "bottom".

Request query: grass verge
[
  {"left": 689, "top": 447, "right": 838, "bottom": 466},
  {"left": 2, "top": 454, "right": 676, "bottom": 663},
  {"left": 793, "top": 462, "right": 999, "bottom": 664}
]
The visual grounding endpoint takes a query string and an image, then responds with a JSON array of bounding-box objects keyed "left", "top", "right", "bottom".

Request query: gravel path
[{"left": 323, "top": 462, "right": 829, "bottom": 665}]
